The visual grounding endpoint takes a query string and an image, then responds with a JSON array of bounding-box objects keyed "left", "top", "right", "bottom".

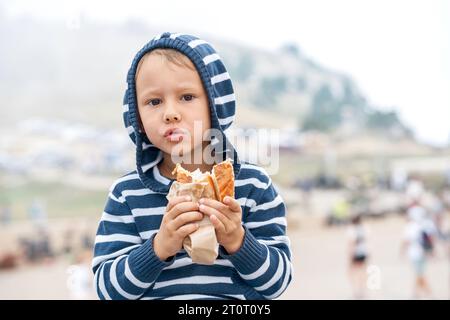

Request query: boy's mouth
[{"left": 164, "top": 128, "right": 186, "bottom": 143}]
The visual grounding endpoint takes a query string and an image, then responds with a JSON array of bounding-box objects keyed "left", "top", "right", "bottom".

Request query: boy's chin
[
  {"left": 163, "top": 141, "right": 194, "bottom": 157},
  {"left": 163, "top": 143, "right": 212, "bottom": 162}
]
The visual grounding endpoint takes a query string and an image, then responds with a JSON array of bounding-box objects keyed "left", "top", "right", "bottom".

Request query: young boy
[{"left": 92, "top": 32, "right": 292, "bottom": 300}]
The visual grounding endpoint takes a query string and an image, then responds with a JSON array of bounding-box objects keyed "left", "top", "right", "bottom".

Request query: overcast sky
[{"left": 4, "top": 0, "right": 450, "bottom": 146}]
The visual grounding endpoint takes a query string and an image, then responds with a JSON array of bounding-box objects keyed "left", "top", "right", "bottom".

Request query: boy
[{"left": 92, "top": 32, "right": 292, "bottom": 300}]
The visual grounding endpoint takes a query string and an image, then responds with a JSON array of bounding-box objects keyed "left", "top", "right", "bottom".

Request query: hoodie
[{"left": 92, "top": 32, "right": 292, "bottom": 300}]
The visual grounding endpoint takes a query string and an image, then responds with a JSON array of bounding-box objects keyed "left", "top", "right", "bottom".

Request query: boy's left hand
[{"left": 198, "top": 196, "right": 244, "bottom": 255}]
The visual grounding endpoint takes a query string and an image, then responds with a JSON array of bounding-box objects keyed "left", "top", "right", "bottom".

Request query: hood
[{"left": 122, "top": 32, "right": 241, "bottom": 193}]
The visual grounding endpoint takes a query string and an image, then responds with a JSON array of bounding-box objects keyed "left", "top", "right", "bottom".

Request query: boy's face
[{"left": 135, "top": 53, "right": 211, "bottom": 158}]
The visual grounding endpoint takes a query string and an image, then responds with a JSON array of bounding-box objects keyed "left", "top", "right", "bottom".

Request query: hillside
[{"left": 0, "top": 10, "right": 411, "bottom": 140}]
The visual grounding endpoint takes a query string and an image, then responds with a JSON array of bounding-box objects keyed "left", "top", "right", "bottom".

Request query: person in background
[
  {"left": 429, "top": 192, "right": 446, "bottom": 240},
  {"left": 405, "top": 175, "right": 424, "bottom": 207},
  {"left": 328, "top": 197, "right": 351, "bottom": 226},
  {"left": 347, "top": 214, "right": 369, "bottom": 299},
  {"left": 400, "top": 202, "right": 437, "bottom": 299},
  {"left": 28, "top": 199, "right": 47, "bottom": 229},
  {"left": 63, "top": 228, "right": 74, "bottom": 253},
  {"left": 67, "top": 250, "right": 94, "bottom": 300}
]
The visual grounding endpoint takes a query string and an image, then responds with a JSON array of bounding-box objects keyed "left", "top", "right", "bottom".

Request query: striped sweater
[{"left": 92, "top": 32, "right": 292, "bottom": 300}]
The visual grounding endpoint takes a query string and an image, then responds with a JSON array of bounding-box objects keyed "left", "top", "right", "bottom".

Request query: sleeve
[
  {"left": 218, "top": 169, "right": 293, "bottom": 299},
  {"left": 92, "top": 182, "right": 174, "bottom": 300}
]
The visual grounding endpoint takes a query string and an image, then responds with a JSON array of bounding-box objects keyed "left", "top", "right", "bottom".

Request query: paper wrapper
[{"left": 166, "top": 181, "right": 219, "bottom": 265}]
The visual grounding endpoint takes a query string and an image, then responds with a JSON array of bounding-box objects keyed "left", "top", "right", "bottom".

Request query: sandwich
[
  {"left": 171, "top": 158, "right": 234, "bottom": 202},
  {"left": 166, "top": 158, "right": 235, "bottom": 264}
]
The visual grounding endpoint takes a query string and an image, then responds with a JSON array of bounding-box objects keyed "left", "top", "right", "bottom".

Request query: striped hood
[{"left": 122, "top": 32, "right": 241, "bottom": 193}]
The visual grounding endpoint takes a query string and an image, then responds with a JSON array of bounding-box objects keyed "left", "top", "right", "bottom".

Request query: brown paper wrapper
[{"left": 166, "top": 181, "right": 219, "bottom": 265}]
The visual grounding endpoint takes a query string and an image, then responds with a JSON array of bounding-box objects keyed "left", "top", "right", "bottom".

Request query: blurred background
[{"left": 0, "top": 0, "right": 449, "bottom": 299}]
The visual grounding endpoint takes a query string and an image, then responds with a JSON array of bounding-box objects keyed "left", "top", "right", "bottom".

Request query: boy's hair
[
  {"left": 135, "top": 48, "right": 195, "bottom": 80},
  {"left": 135, "top": 48, "right": 196, "bottom": 132}
]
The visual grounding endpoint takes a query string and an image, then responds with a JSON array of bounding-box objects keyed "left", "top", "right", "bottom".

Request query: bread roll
[{"left": 171, "top": 159, "right": 235, "bottom": 202}]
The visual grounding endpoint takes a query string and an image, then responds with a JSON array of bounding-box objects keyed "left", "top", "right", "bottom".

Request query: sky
[{"left": 4, "top": 0, "right": 450, "bottom": 146}]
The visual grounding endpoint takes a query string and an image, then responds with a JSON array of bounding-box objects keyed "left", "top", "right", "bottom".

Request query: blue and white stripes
[{"left": 93, "top": 163, "right": 292, "bottom": 300}]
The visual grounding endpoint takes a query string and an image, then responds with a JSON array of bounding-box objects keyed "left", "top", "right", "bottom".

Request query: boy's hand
[
  {"left": 153, "top": 196, "right": 203, "bottom": 261},
  {"left": 198, "top": 196, "right": 244, "bottom": 255}
]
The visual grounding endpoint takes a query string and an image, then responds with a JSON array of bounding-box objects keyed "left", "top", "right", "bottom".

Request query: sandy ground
[
  {"left": 282, "top": 214, "right": 449, "bottom": 299},
  {"left": 0, "top": 214, "right": 448, "bottom": 300}
]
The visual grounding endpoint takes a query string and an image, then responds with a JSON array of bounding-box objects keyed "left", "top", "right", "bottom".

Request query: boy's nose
[{"left": 164, "top": 112, "right": 181, "bottom": 123}]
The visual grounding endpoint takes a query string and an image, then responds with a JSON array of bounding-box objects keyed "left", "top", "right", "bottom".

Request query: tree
[
  {"left": 281, "top": 43, "right": 302, "bottom": 57},
  {"left": 253, "top": 76, "right": 287, "bottom": 109},
  {"left": 233, "top": 53, "right": 254, "bottom": 82},
  {"left": 302, "top": 85, "right": 341, "bottom": 131}
]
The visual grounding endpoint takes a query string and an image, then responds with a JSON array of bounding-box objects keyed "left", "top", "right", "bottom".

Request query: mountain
[{"left": 0, "top": 10, "right": 411, "bottom": 140}]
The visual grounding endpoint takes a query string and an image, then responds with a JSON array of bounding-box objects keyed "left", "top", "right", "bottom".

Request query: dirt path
[
  {"left": 282, "top": 214, "right": 449, "bottom": 299},
  {"left": 0, "top": 214, "right": 448, "bottom": 300}
]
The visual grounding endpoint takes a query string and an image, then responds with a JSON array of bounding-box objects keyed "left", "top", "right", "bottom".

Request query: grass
[
  {"left": 272, "top": 152, "right": 448, "bottom": 190},
  {"left": 0, "top": 180, "right": 108, "bottom": 222}
]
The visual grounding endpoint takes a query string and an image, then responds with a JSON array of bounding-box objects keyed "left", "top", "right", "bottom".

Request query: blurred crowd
[
  {"left": 292, "top": 170, "right": 450, "bottom": 299},
  {"left": 0, "top": 199, "right": 95, "bottom": 299}
]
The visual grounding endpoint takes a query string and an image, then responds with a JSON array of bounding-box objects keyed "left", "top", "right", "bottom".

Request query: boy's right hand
[{"left": 153, "top": 196, "right": 203, "bottom": 261}]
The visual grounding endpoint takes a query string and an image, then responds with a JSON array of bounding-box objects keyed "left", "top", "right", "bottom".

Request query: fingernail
[
  {"left": 198, "top": 198, "right": 204, "bottom": 204},
  {"left": 199, "top": 204, "right": 204, "bottom": 211},
  {"left": 185, "top": 196, "right": 191, "bottom": 201}
]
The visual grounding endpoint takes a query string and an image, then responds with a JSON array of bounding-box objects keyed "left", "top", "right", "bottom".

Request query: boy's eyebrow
[{"left": 138, "top": 83, "right": 200, "bottom": 98}]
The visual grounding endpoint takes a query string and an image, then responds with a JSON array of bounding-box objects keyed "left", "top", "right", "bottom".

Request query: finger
[
  {"left": 167, "top": 201, "right": 199, "bottom": 220},
  {"left": 177, "top": 222, "right": 199, "bottom": 238},
  {"left": 209, "top": 214, "right": 226, "bottom": 234},
  {"left": 172, "top": 211, "right": 204, "bottom": 230},
  {"left": 199, "top": 198, "right": 229, "bottom": 213},
  {"left": 223, "top": 196, "right": 241, "bottom": 212},
  {"left": 166, "top": 195, "right": 192, "bottom": 212},
  {"left": 199, "top": 204, "right": 232, "bottom": 232}
]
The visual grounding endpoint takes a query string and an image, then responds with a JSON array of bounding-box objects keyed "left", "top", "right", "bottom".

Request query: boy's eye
[
  {"left": 182, "top": 94, "right": 194, "bottom": 102},
  {"left": 148, "top": 98, "right": 162, "bottom": 107}
]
